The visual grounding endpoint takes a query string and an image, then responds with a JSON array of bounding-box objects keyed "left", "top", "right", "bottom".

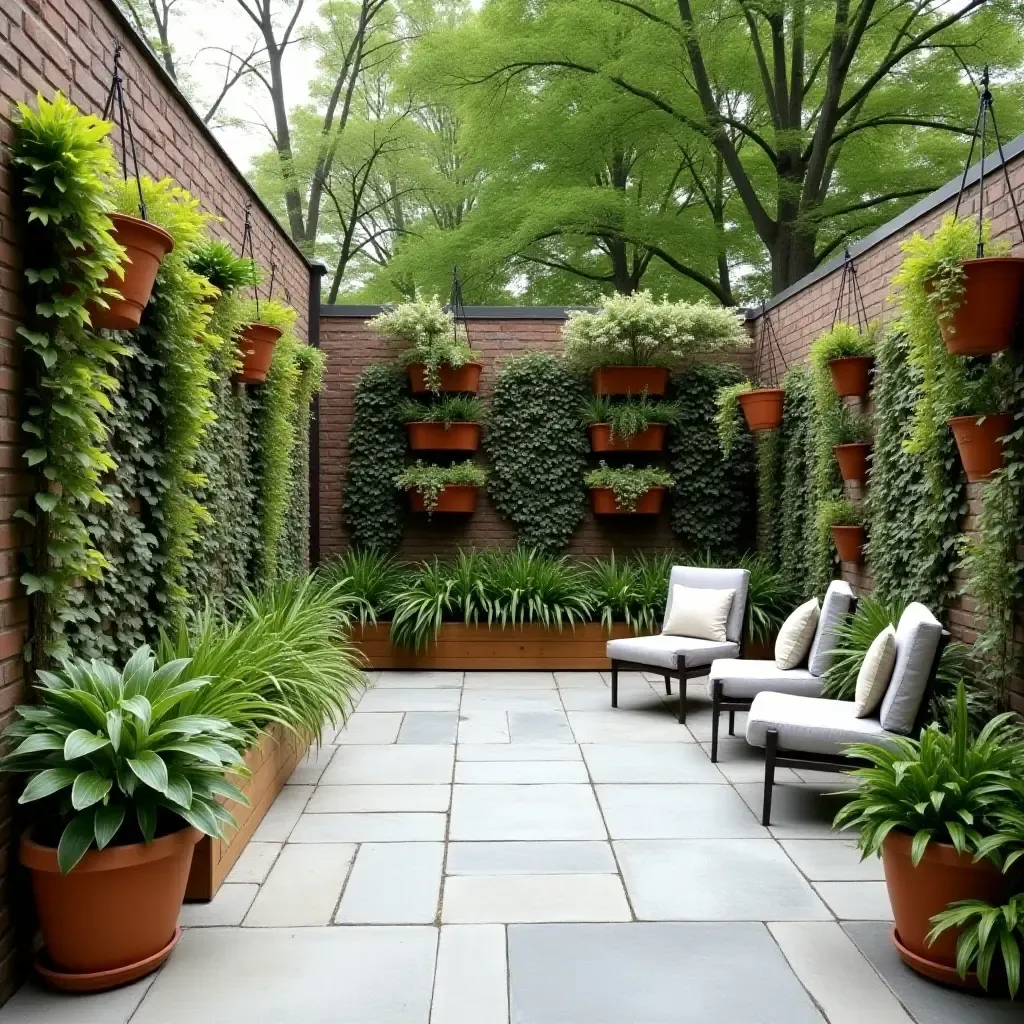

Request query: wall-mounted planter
[
  {"left": 408, "top": 362, "right": 482, "bottom": 394},
  {"left": 737, "top": 388, "right": 784, "bottom": 431},
  {"left": 592, "top": 366, "right": 669, "bottom": 397},
  {"left": 948, "top": 413, "right": 1013, "bottom": 482},
  {"left": 88, "top": 214, "right": 174, "bottom": 331},
  {"left": 828, "top": 356, "right": 873, "bottom": 398},
  {"left": 589, "top": 423, "right": 666, "bottom": 453},
  {"left": 233, "top": 323, "right": 283, "bottom": 384},
  {"left": 589, "top": 486, "right": 665, "bottom": 515},
  {"left": 937, "top": 257, "right": 1024, "bottom": 356},
  {"left": 835, "top": 442, "right": 871, "bottom": 485},
  {"left": 831, "top": 524, "right": 865, "bottom": 563},
  {"left": 407, "top": 422, "right": 481, "bottom": 452},
  {"left": 409, "top": 485, "right": 479, "bottom": 514}
]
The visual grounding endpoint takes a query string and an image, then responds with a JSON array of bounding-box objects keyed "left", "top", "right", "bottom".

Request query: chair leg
[
  {"left": 676, "top": 673, "right": 686, "bottom": 724},
  {"left": 610, "top": 662, "right": 618, "bottom": 709},
  {"left": 710, "top": 681, "right": 722, "bottom": 762},
  {"left": 728, "top": 709, "right": 736, "bottom": 736},
  {"left": 762, "top": 729, "right": 778, "bottom": 827},
  {"left": 664, "top": 674, "right": 671, "bottom": 696}
]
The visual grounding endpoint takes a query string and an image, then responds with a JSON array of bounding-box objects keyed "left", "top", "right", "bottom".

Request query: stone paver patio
[{"left": 1, "top": 670, "right": 1005, "bottom": 1022}]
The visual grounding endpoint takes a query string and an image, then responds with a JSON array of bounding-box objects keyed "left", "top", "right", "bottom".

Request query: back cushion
[
  {"left": 878, "top": 603, "right": 943, "bottom": 734},
  {"left": 663, "top": 585, "right": 735, "bottom": 642},
  {"left": 774, "top": 598, "right": 820, "bottom": 670},
  {"left": 807, "top": 581, "right": 855, "bottom": 677},
  {"left": 665, "top": 566, "right": 750, "bottom": 643}
]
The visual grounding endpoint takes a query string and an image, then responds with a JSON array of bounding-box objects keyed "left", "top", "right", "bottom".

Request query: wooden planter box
[
  {"left": 185, "top": 723, "right": 308, "bottom": 902},
  {"left": 354, "top": 622, "right": 636, "bottom": 670}
]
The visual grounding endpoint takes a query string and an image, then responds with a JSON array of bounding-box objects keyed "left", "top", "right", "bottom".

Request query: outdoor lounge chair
[
  {"left": 705, "top": 580, "right": 855, "bottom": 762},
  {"left": 607, "top": 565, "right": 750, "bottom": 723},
  {"left": 745, "top": 602, "right": 949, "bottom": 825}
]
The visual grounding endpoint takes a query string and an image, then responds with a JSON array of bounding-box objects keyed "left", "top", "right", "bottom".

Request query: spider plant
[
  {"left": 483, "top": 548, "right": 592, "bottom": 629},
  {"left": 630, "top": 552, "right": 676, "bottom": 628},
  {"left": 584, "top": 554, "right": 642, "bottom": 632},
  {"left": 445, "top": 550, "right": 493, "bottom": 626},
  {"left": 389, "top": 559, "right": 461, "bottom": 651},
  {"left": 581, "top": 395, "right": 681, "bottom": 441},
  {"left": 318, "top": 548, "right": 404, "bottom": 626},
  {"left": 398, "top": 395, "right": 486, "bottom": 424}
]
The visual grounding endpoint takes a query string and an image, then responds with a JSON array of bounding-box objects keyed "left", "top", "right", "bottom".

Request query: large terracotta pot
[
  {"left": 936, "top": 257, "right": 1024, "bottom": 356},
  {"left": 407, "top": 422, "right": 481, "bottom": 452},
  {"left": 830, "top": 524, "right": 864, "bottom": 563},
  {"left": 737, "top": 388, "right": 784, "bottom": 431},
  {"left": 588, "top": 423, "right": 666, "bottom": 453},
  {"left": 828, "top": 356, "right": 873, "bottom": 398},
  {"left": 591, "top": 366, "right": 669, "bottom": 397},
  {"left": 88, "top": 214, "right": 174, "bottom": 331},
  {"left": 409, "top": 484, "right": 479, "bottom": 514},
  {"left": 408, "top": 362, "right": 482, "bottom": 394},
  {"left": 834, "top": 442, "right": 871, "bottom": 485},
  {"left": 948, "top": 413, "right": 1013, "bottom": 482},
  {"left": 21, "top": 825, "right": 200, "bottom": 992},
  {"left": 234, "top": 323, "right": 283, "bottom": 384},
  {"left": 882, "top": 830, "right": 1008, "bottom": 988},
  {"left": 589, "top": 486, "right": 665, "bottom": 515}
]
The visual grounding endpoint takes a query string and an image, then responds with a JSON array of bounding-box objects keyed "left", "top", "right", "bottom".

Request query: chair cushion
[
  {"left": 774, "top": 598, "right": 819, "bottom": 669},
  {"left": 663, "top": 584, "right": 735, "bottom": 642},
  {"left": 854, "top": 625, "right": 897, "bottom": 718},
  {"left": 807, "top": 580, "right": 855, "bottom": 677},
  {"left": 608, "top": 634, "right": 740, "bottom": 671},
  {"left": 664, "top": 566, "right": 750, "bottom": 644},
  {"left": 878, "top": 602, "right": 943, "bottom": 734},
  {"left": 707, "top": 660, "right": 821, "bottom": 700},
  {"left": 745, "top": 692, "right": 900, "bottom": 756}
]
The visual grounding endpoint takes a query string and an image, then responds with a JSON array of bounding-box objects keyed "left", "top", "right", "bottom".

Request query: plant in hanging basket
[
  {"left": 395, "top": 460, "right": 486, "bottom": 515},
  {"left": 817, "top": 496, "right": 865, "bottom": 562},
  {"left": 234, "top": 297, "right": 292, "bottom": 384},
  {"left": 185, "top": 239, "right": 259, "bottom": 304},
  {"left": 814, "top": 322, "right": 879, "bottom": 398},
  {"left": 826, "top": 404, "right": 872, "bottom": 484},
  {"left": 715, "top": 381, "right": 783, "bottom": 445},
  {"left": 400, "top": 396, "right": 485, "bottom": 452},
  {"left": 585, "top": 462, "right": 672, "bottom": 515},
  {"left": 944, "top": 357, "right": 1014, "bottom": 482},
  {"left": 581, "top": 395, "right": 680, "bottom": 452}
]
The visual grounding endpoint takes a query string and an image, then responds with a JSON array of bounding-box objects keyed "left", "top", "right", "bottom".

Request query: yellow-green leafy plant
[
  {"left": 394, "top": 460, "right": 486, "bottom": 513},
  {"left": 584, "top": 463, "right": 673, "bottom": 512},
  {"left": 714, "top": 380, "right": 754, "bottom": 457}
]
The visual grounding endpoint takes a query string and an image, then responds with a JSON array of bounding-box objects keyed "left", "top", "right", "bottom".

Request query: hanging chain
[
  {"left": 103, "top": 43, "right": 147, "bottom": 221},
  {"left": 449, "top": 265, "right": 469, "bottom": 347},
  {"left": 754, "top": 302, "right": 787, "bottom": 387},
  {"left": 830, "top": 249, "right": 870, "bottom": 331},
  {"left": 240, "top": 201, "right": 259, "bottom": 319}
]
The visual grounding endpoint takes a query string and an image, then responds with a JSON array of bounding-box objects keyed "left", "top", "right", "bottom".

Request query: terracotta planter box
[
  {"left": 406, "top": 421, "right": 481, "bottom": 452},
  {"left": 948, "top": 413, "right": 1013, "bottom": 482},
  {"left": 831, "top": 524, "right": 865, "bottom": 563},
  {"left": 592, "top": 366, "right": 669, "bottom": 397},
  {"left": 588, "top": 423, "right": 666, "bottom": 453},
  {"left": 354, "top": 622, "right": 635, "bottom": 669},
  {"left": 408, "top": 362, "right": 482, "bottom": 394},
  {"left": 590, "top": 486, "right": 665, "bottom": 515},
  {"left": 828, "top": 356, "right": 873, "bottom": 398},
  {"left": 936, "top": 257, "right": 1024, "bottom": 356},
  {"left": 834, "top": 442, "right": 870, "bottom": 485},
  {"left": 408, "top": 484, "right": 479, "bottom": 514},
  {"left": 186, "top": 723, "right": 307, "bottom": 902},
  {"left": 737, "top": 388, "right": 784, "bottom": 431}
]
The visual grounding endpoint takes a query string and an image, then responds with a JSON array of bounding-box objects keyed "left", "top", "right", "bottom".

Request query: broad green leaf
[
  {"left": 19, "top": 766, "right": 76, "bottom": 803},
  {"left": 57, "top": 813, "right": 97, "bottom": 873},
  {"left": 127, "top": 751, "right": 168, "bottom": 794},
  {"left": 93, "top": 803, "right": 125, "bottom": 850},
  {"left": 164, "top": 773, "right": 193, "bottom": 809},
  {"left": 71, "top": 770, "right": 112, "bottom": 810},
  {"left": 64, "top": 729, "right": 110, "bottom": 760}
]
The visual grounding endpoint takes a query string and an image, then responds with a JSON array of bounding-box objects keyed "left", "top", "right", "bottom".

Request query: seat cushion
[
  {"left": 878, "top": 602, "right": 943, "bottom": 734},
  {"left": 663, "top": 584, "right": 735, "bottom": 642},
  {"left": 745, "top": 692, "right": 900, "bottom": 756},
  {"left": 774, "top": 598, "right": 819, "bottom": 670},
  {"left": 707, "top": 659, "right": 821, "bottom": 701},
  {"left": 807, "top": 580, "right": 855, "bottom": 677},
  {"left": 664, "top": 566, "right": 750, "bottom": 644},
  {"left": 608, "top": 634, "right": 739, "bottom": 671}
]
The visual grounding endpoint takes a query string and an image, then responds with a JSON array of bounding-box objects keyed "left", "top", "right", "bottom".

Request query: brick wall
[
  {"left": 748, "top": 135, "right": 1024, "bottom": 714},
  {"left": 1, "top": 0, "right": 311, "bottom": 1001}
]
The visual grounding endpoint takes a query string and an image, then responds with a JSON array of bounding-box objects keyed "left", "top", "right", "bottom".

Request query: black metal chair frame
[{"left": 758, "top": 630, "right": 950, "bottom": 826}]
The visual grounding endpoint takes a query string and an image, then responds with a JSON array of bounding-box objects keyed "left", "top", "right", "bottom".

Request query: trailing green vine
[
  {"left": 756, "top": 429, "right": 783, "bottom": 566},
  {"left": 395, "top": 461, "right": 486, "bottom": 513},
  {"left": 585, "top": 463, "right": 672, "bottom": 512},
  {"left": 776, "top": 367, "right": 814, "bottom": 595}
]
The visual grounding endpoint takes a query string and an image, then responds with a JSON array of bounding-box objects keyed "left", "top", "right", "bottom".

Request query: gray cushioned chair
[
  {"left": 745, "top": 602, "right": 948, "bottom": 825},
  {"left": 607, "top": 565, "right": 749, "bottom": 723},
  {"left": 705, "top": 581, "right": 855, "bottom": 761}
]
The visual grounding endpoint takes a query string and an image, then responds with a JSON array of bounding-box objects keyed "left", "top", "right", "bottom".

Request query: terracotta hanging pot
[
  {"left": 406, "top": 422, "right": 481, "bottom": 452},
  {"left": 408, "top": 362, "right": 482, "bottom": 394},
  {"left": 828, "top": 356, "right": 873, "bottom": 398},
  {"left": 948, "top": 413, "right": 1013, "bottom": 482},
  {"left": 588, "top": 424, "right": 667, "bottom": 453},
  {"left": 234, "top": 322, "right": 283, "bottom": 384},
  {"left": 409, "top": 485, "right": 479, "bottom": 514},
  {"left": 882, "top": 830, "right": 1007, "bottom": 989},
  {"left": 589, "top": 486, "right": 665, "bottom": 515},
  {"left": 87, "top": 214, "right": 174, "bottom": 331},
  {"left": 591, "top": 366, "right": 670, "bottom": 397},
  {"left": 834, "top": 442, "right": 871, "bottom": 485},
  {"left": 737, "top": 388, "right": 784, "bottom": 432},
  {"left": 830, "top": 524, "right": 865, "bottom": 563},
  {"left": 21, "top": 825, "right": 200, "bottom": 992},
  {"left": 936, "top": 257, "right": 1024, "bottom": 356}
]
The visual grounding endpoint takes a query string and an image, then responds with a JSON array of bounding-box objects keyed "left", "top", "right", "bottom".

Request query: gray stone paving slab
[
  {"left": 597, "top": 784, "right": 763, "bottom": 839},
  {"left": 285, "top": 743, "right": 337, "bottom": 785},
  {"left": 179, "top": 883, "right": 259, "bottom": 926},
  {"left": 459, "top": 690, "right": 562, "bottom": 712},
  {"left": 320, "top": 744, "right": 455, "bottom": 785},
  {"left": 130, "top": 926, "right": 438, "bottom": 1024},
  {"left": 249, "top": 785, "right": 313, "bottom": 841},
  {"left": 782, "top": 839, "right": 885, "bottom": 880},
  {"left": 559, "top": 687, "right": 667, "bottom": 711},
  {"left": 507, "top": 923, "right": 825, "bottom": 1023},
  {"left": 463, "top": 671, "right": 555, "bottom": 688},
  {"left": 443, "top": 874, "right": 631, "bottom": 923},
  {"left": 446, "top": 841, "right": 617, "bottom": 876},
  {"left": 244, "top": 843, "right": 356, "bottom": 926},
  {"left": 508, "top": 710, "right": 574, "bottom": 743},
  {"left": 291, "top": 812, "right": 447, "bottom": 843},
  {"left": 0, "top": 978, "right": 155, "bottom": 1023},
  {"left": 813, "top": 881, "right": 893, "bottom": 920},
  {"left": 456, "top": 743, "right": 581, "bottom": 761},
  {"left": 430, "top": 925, "right": 508, "bottom": 1024},
  {"left": 450, "top": 784, "right": 606, "bottom": 841},
  {"left": 374, "top": 670, "right": 463, "bottom": 687},
  {"left": 582, "top": 743, "right": 725, "bottom": 783},
  {"left": 456, "top": 709, "right": 510, "bottom": 743},
  {"left": 734, "top": 782, "right": 849, "bottom": 838},
  {"left": 454, "top": 759, "right": 589, "bottom": 784},
  {"left": 305, "top": 783, "right": 451, "bottom": 813},
  {"left": 225, "top": 841, "right": 282, "bottom": 884},
  {"left": 567, "top": 710, "right": 692, "bottom": 743},
  {"left": 553, "top": 671, "right": 607, "bottom": 687},
  {"left": 699, "top": 737, "right": 802, "bottom": 783},
  {"left": 335, "top": 842, "right": 444, "bottom": 924},
  {"left": 398, "top": 711, "right": 459, "bottom": 744},
  {"left": 333, "top": 712, "right": 404, "bottom": 744},
  {"left": 358, "top": 688, "right": 462, "bottom": 712}
]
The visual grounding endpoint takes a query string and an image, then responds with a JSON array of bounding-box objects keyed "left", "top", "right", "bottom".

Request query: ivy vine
[{"left": 776, "top": 367, "right": 814, "bottom": 594}]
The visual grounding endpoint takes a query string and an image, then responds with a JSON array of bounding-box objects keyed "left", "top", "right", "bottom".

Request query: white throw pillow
[
  {"left": 774, "top": 598, "right": 820, "bottom": 670},
  {"left": 854, "top": 625, "right": 898, "bottom": 718},
  {"left": 663, "top": 585, "right": 735, "bottom": 642}
]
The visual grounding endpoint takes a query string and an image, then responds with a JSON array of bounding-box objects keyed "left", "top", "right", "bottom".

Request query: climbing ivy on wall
[{"left": 776, "top": 367, "right": 814, "bottom": 594}]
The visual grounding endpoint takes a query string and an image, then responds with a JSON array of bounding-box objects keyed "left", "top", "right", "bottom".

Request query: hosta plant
[
  {"left": 0, "top": 646, "right": 247, "bottom": 873},
  {"left": 394, "top": 460, "right": 486, "bottom": 513},
  {"left": 585, "top": 463, "right": 673, "bottom": 512}
]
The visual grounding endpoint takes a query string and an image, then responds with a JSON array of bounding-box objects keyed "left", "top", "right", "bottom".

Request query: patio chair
[
  {"left": 745, "top": 602, "right": 948, "bottom": 825},
  {"left": 705, "top": 581, "right": 855, "bottom": 762},
  {"left": 607, "top": 565, "right": 749, "bottom": 723}
]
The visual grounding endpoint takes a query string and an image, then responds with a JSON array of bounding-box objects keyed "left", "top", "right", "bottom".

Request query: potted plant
[
  {"left": 395, "top": 460, "right": 486, "bottom": 514},
  {"left": 944, "top": 358, "right": 1015, "bottom": 482},
  {"left": 818, "top": 496, "right": 865, "bottom": 562},
  {"left": 185, "top": 239, "right": 259, "bottom": 305},
  {"left": 563, "top": 292, "right": 745, "bottom": 396},
  {"left": 582, "top": 395, "right": 680, "bottom": 452},
  {"left": 585, "top": 462, "right": 673, "bottom": 515},
  {"left": 400, "top": 396, "right": 485, "bottom": 452},
  {"left": 834, "top": 684, "right": 1023, "bottom": 988},
  {"left": 235, "top": 297, "right": 293, "bottom": 384},
  {"left": 716, "top": 380, "right": 784, "bottom": 441},
  {"left": 371, "top": 299, "right": 482, "bottom": 394},
  {"left": 813, "top": 321, "right": 878, "bottom": 398},
  {"left": 829, "top": 405, "right": 873, "bottom": 485},
  {"left": 1, "top": 646, "right": 247, "bottom": 992}
]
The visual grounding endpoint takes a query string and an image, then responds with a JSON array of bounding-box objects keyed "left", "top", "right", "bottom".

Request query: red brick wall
[{"left": 1, "top": 0, "right": 311, "bottom": 1001}]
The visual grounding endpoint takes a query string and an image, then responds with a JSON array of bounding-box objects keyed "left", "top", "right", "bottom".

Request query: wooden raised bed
[
  {"left": 185, "top": 722, "right": 308, "bottom": 901},
  {"left": 354, "top": 622, "right": 636, "bottom": 670}
]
